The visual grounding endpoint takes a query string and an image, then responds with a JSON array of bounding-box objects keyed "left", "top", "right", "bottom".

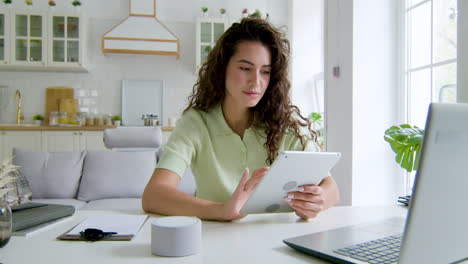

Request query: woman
[{"left": 142, "top": 18, "right": 339, "bottom": 221}]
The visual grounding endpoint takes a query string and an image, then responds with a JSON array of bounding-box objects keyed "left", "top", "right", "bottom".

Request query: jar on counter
[
  {"left": 49, "top": 111, "right": 58, "bottom": 126},
  {"left": 58, "top": 111, "right": 68, "bottom": 125},
  {"left": 86, "top": 113, "right": 95, "bottom": 126},
  {"left": 95, "top": 114, "right": 104, "bottom": 126},
  {"left": 103, "top": 114, "right": 112, "bottom": 126},
  {"left": 77, "top": 112, "right": 86, "bottom": 126}
]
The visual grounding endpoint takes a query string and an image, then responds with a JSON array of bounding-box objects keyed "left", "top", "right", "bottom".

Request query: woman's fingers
[
  {"left": 291, "top": 205, "right": 319, "bottom": 220},
  {"left": 287, "top": 192, "right": 324, "bottom": 204},
  {"left": 234, "top": 168, "right": 250, "bottom": 193},
  {"left": 243, "top": 167, "right": 269, "bottom": 191},
  {"left": 286, "top": 185, "right": 326, "bottom": 220}
]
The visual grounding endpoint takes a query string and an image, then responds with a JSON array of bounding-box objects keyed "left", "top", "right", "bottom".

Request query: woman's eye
[
  {"left": 261, "top": 70, "right": 271, "bottom": 74},
  {"left": 239, "top": 67, "right": 249, "bottom": 71}
]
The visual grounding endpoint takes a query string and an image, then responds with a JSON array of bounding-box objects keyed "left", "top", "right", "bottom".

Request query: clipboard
[{"left": 57, "top": 215, "right": 148, "bottom": 241}]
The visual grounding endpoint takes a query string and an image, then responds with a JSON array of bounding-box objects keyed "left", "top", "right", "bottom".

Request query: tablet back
[{"left": 240, "top": 151, "right": 341, "bottom": 214}]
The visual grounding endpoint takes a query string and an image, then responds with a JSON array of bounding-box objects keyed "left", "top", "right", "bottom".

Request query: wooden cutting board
[
  {"left": 45, "top": 87, "right": 74, "bottom": 123},
  {"left": 59, "top": 98, "right": 78, "bottom": 121}
]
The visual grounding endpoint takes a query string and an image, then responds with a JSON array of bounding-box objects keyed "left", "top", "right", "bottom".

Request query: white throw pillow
[
  {"left": 13, "top": 148, "right": 86, "bottom": 199},
  {"left": 77, "top": 150, "right": 156, "bottom": 202}
]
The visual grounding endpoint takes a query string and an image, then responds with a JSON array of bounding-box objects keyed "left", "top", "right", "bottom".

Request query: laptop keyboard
[{"left": 333, "top": 234, "right": 402, "bottom": 264}]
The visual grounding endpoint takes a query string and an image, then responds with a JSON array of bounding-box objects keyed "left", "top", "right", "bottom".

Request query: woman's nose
[{"left": 249, "top": 71, "right": 261, "bottom": 86}]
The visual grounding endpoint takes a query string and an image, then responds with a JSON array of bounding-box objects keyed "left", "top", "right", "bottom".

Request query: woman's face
[{"left": 224, "top": 41, "right": 272, "bottom": 110}]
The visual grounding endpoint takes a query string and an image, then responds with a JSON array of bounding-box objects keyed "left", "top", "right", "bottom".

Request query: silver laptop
[{"left": 283, "top": 103, "right": 468, "bottom": 264}]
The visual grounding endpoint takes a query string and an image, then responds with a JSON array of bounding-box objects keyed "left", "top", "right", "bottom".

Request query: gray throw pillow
[
  {"left": 13, "top": 148, "right": 86, "bottom": 199},
  {"left": 77, "top": 150, "right": 156, "bottom": 202}
]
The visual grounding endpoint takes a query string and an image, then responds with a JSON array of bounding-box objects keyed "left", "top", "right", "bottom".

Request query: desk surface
[{"left": 1, "top": 206, "right": 407, "bottom": 264}]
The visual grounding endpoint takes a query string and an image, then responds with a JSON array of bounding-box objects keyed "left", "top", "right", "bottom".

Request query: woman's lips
[{"left": 244, "top": 91, "right": 260, "bottom": 96}]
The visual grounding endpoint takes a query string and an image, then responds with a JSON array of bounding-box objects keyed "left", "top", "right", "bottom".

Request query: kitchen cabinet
[
  {"left": 42, "top": 131, "right": 83, "bottom": 152},
  {"left": 0, "top": 9, "right": 86, "bottom": 72},
  {"left": 47, "top": 12, "right": 84, "bottom": 68},
  {"left": 0, "top": 130, "right": 42, "bottom": 162},
  {"left": 41, "top": 131, "right": 105, "bottom": 152},
  {"left": 195, "top": 17, "right": 231, "bottom": 71},
  {"left": 0, "top": 10, "right": 10, "bottom": 65},
  {"left": 10, "top": 10, "right": 47, "bottom": 66},
  {"left": 81, "top": 131, "right": 106, "bottom": 151}
]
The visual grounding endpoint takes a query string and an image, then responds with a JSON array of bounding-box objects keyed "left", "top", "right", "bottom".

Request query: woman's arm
[{"left": 142, "top": 167, "right": 268, "bottom": 221}]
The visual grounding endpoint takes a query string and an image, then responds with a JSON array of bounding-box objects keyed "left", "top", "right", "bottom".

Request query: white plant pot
[
  {"left": 113, "top": 120, "right": 121, "bottom": 127},
  {"left": 33, "top": 120, "right": 42, "bottom": 126}
]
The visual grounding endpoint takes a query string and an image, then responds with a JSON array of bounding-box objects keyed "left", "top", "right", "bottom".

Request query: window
[
  {"left": 405, "top": 0, "right": 457, "bottom": 128},
  {"left": 404, "top": 0, "right": 457, "bottom": 193}
]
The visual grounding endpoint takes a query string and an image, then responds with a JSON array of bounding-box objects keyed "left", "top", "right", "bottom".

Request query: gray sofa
[{"left": 12, "top": 127, "right": 196, "bottom": 211}]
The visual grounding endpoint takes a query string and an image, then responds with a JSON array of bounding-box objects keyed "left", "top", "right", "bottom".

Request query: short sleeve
[{"left": 156, "top": 109, "right": 204, "bottom": 178}]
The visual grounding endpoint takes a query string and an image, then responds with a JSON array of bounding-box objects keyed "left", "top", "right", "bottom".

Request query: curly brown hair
[{"left": 186, "top": 18, "right": 317, "bottom": 165}]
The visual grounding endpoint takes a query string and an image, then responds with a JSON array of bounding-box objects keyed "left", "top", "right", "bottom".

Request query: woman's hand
[
  {"left": 220, "top": 167, "right": 269, "bottom": 221},
  {"left": 286, "top": 176, "right": 339, "bottom": 220}
]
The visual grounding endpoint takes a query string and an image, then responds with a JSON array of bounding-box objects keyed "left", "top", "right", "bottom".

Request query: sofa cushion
[
  {"left": 77, "top": 150, "right": 156, "bottom": 202},
  {"left": 81, "top": 198, "right": 143, "bottom": 211},
  {"left": 13, "top": 149, "right": 86, "bottom": 199}
]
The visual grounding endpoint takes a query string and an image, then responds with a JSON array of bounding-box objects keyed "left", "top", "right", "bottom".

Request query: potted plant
[
  {"left": 201, "top": 7, "right": 208, "bottom": 17},
  {"left": 384, "top": 124, "right": 424, "bottom": 201},
  {"left": 48, "top": 0, "right": 56, "bottom": 7},
  {"left": 309, "top": 112, "right": 324, "bottom": 151},
  {"left": 220, "top": 8, "right": 226, "bottom": 18},
  {"left": 32, "top": 114, "right": 44, "bottom": 126},
  {"left": 250, "top": 9, "right": 262, "bottom": 18},
  {"left": 71, "top": 0, "right": 81, "bottom": 6},
  {"left": 111, "top": 115, "right": 122, "bottom": 126},
  {"left": 3, "top": 0, "right": 12, "bottom": 4},
  {"left": 24, "top": 0, "right": 32, "bottom": 7}
]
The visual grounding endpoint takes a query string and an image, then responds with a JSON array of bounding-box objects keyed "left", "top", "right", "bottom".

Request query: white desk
[{"left": 0, "top": 206, "right": 407, "bottom": 264}]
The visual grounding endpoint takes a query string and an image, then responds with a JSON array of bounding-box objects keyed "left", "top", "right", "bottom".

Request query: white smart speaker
[{"left": 151, "top": 216, "right": 202, "bottom": 257}]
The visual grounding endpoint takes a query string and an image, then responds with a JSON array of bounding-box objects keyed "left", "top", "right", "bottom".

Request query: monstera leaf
[{"left": 384, "top": 124, "right": 424, "bottom": 172}]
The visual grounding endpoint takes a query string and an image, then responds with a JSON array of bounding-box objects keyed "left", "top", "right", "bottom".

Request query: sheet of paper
[{"left": 66, "top": 215, "right": 148, "bottom": 236}]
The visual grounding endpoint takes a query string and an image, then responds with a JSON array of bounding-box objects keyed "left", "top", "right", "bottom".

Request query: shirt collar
[{"left": 212, "top": 103, "right": 236, "bottom": 136}]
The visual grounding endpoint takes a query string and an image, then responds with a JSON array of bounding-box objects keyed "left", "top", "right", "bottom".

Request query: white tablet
[{"left": 240, "top": 151, "right": 341, "bottom": 214}]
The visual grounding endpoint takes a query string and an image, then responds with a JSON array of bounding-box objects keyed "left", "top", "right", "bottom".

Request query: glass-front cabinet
[
  {"left": 11, "top": 11, "right": 46, "bottom": 66},
  {"left": 0, "top": 10, "right": 10, "bottom": 65},
  {"left": 49, "top": 14, "right": 82, "bottom": 67},
  {"left": 0, "top": 9, "right": 84, "bottom": 71},
  {"left": 195, "top": 17, "right": 231, "bottom": 71}
]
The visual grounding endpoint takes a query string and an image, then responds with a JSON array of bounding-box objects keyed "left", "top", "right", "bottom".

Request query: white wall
[
  {"left": 458, "top": 0, "right": 468, "bottom": 102},
  {"left": 326, "top": 0, "right": 403, "bottom": 205},
  {"left": 352, "top": 0, "right": 404, "bottom": 205},
  {"left": 289, "top": 0, "right": 324, "bottom": 117},
  {"left": 0, "top": 0, "right": 288, "bottom": 125}
]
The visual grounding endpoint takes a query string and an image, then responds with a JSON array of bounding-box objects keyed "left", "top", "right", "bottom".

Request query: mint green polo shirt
[{"left": 157, "top": 104, "right": 319, "bottom": 203}]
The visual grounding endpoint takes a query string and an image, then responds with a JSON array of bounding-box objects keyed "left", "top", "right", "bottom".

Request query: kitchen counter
[{"left": 0, "top": 125, "right": 175, "bottom": 131}]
